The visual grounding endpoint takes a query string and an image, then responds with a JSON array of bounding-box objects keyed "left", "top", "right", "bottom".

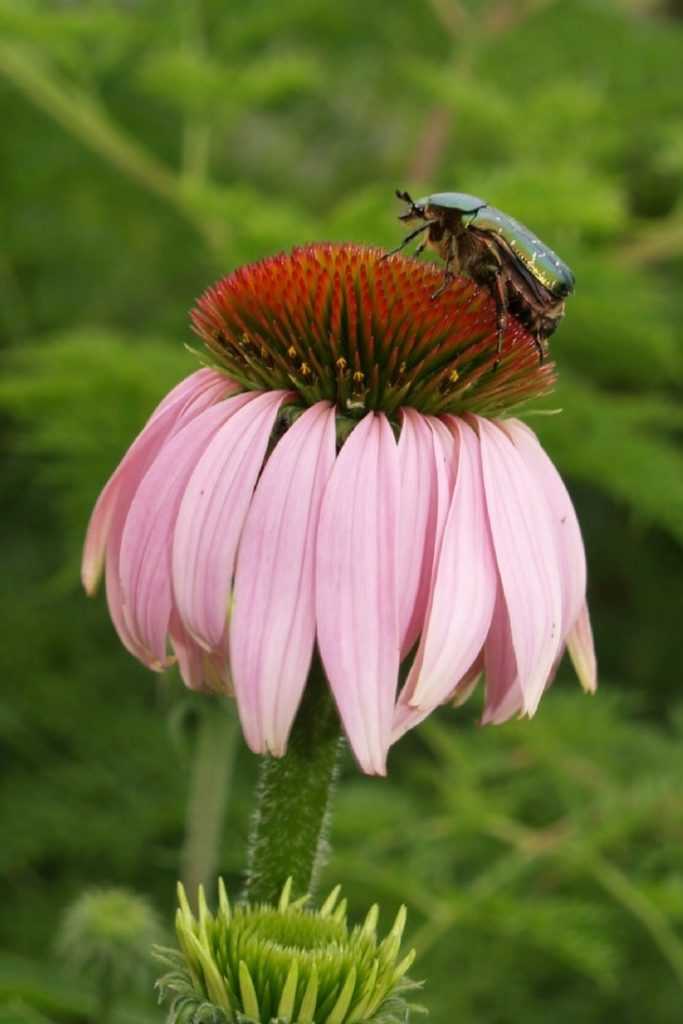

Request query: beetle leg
[
  {"left": 414, "top": 239, "right": 428, "bottom": 256},
  {"left": 382, "top": 221, "right": 430, "bottom": 259},
  {"left": 431, "top": 271, "right": 454, "bottom": 300},
  {"left": 534, "top": 334, "right": 546, "bottom": 364},
  {"left": 491, "top": 271, "right": 508, "bottom": 365},
  {"left": 431, "top": 234, "right": 455, "bottom": 299}
]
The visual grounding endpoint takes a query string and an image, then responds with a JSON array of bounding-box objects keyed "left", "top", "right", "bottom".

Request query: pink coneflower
[{"left": 83, "top": 244, "right": 596, "bottom": 776}]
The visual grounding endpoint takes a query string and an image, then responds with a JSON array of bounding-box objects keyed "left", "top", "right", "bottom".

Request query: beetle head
[{"left": 396, "top": 188, "right": 427, "bottom": 222}]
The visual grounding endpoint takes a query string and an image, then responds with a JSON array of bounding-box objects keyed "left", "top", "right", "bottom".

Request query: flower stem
[
  {"left": 244, "top": 660, "right": 344, "bottom": 904},
  {"left": 181, "top": 701, "right": 238, "bottom": 903}
]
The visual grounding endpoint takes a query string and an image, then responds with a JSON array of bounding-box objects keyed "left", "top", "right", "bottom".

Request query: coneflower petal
[
  {"left": 405, "top": 417, "right": 497, "bottom": 709},
  {"left": 120, "top": 395, "right": 256, "bottom": 666},
  {"left": 566, "top": 602, "right": 598, "bottom": 693},
  {"left": 147, "top": 367, "right": 236, "bottom": 423},
  {"left": 430, "top": 416, "right": 459, "bottom": 496},
  {"left": 169, "top": 611, "right": 205, "bottom": 691},
  {"left": 173, "top": 391, "right": 289, "bottom": 651},
  {"left": 82, "top": 404, "right": 175, "bottom": 598},
  {"left": 104, "top": 542, "right": 150, "bottom": 665},
  {"left": 451, "top": 652, "right": 485, "bottom": 707},
  {"left": 482, "top": 582, "right": 524, "bottom": 724},
  {"left": 170, "top": 611, "right": 231, "bottom": 693},
  {"left": 502, "top": 419, "right": 587, "bottom": 641},
  {"left": 392, "top": 648, "right": 483, "bottom": 744},
  {"left": 316, "top": 413, "right": 400, "bottom": 776},
  {"left": 81, "top": 369, "right": 226, "bottom": 595},
  {"left": 90, "top": 371, "right": 236, "bottom": 666},
  {"left": 391, "top": 417, "right": 453, "bottom": 743},
  {"left": 396, "top": 409, "right": 443, "bottom": 658},
  {"left": 230, "top": 402, "right": 336, "bottom": 755},
  {"left": 477, "top": 417, "right": 563, "bottom": 715}
]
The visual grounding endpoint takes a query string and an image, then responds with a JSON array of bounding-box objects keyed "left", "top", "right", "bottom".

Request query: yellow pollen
[
  {"left": 399, "top": 361, "right": 407, "bottom": 374},
  {"left": 352, "top": 371, "right": 365, "bottom": 383},
  {"left": 287, "top": 346, "right": 297, "bottom": 359},
  {"left": 336, "top": 357, "right": 348, "bottom": 371},
  {"left": 300, "top": 362, "right": 312, "bottom": 376},
  {"left": 448, "top": 369, "right": 460, "bottom": 383}
]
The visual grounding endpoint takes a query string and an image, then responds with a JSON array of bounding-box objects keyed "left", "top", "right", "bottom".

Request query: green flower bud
[
  {"left": 57, "top": 887, "right": 162, "bottom": 998},
  {"left": 155, "top": 879, "right": 420, "bottom": 1024}
]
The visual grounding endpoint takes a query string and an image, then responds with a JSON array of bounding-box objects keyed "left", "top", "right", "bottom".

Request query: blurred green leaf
[
  {"left": 0, "top": 329, "right": 195, "bottom": 575},
  {"left": 536, "top": 373, "right": 683, "bottom": 544}
]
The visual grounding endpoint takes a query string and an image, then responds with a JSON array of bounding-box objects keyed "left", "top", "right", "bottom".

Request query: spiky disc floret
[
  {"left": 155, "top": 879, "right": 419, "bottom": 1024},
  {"left": 192, "top": 243, "right": 555, "bottom": 419}
]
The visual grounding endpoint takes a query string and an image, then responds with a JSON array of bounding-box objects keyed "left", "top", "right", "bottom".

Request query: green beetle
[{"left": 387, "top": 189, "right": 575, "bottom": 362}]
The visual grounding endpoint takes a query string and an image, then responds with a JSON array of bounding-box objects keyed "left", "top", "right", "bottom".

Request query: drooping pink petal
[
  {"left": 147, "top": 367, "right": 235, "bottom": 423},
  {"left": 451, "top": 652, "right": 484, "bottom": 707},
  {"left": 397, "top": 409, "right": 443, "bottom": 657},
  {"left": 82, "top": 387, "right": 193, "bottom": 596},
  {"left": 172, "top": 371, "right": 240, "bottom": 423},
  {"left": 405, "top": 417, "right": 497, "bottom": 709},
  {"left": 104, "top": 541, "right": 150, "bottom": 665},
  {"left": 172, "top": 391, "right": 289, "bottom": 651},
  {"left": 391, "top": 697, "right": 432, "bottom": 743},
  {"left": 391, "top": 416, "right": 454, "bottom": 742},
  {"left": 502, "top": 419, "right": 587, "bottom": 640},
  {"left": 566, "top": 602, "right": 598, "bottom": 693},
  {"left": 170, "top": 611, "right": 231, "bottom": 693},
  {"left": 481, "top": 581, "right": 524, "bottom": 724},
  {"left": 119, "top": 394, "right": 257, "bottom": 667},
  {"left": 477, "top": 417, "right": 563, "bottom": 715},
  {"left": 169, "top": 611, "right": 205, "bottom": 691},
  {"left": 392, "top": 652, "right": 486, "bottom": 744},
  {"left": 91, "top": 373, "right": 237, "bottom": 664},
  {"left": 82, "top": 369, "right": 235, "bottom": 594},
  {"left": 230, "top": 402, "right": 336, "bottom": 755},
  {"left": 430, "top": 415, "right": 459, "bottom": 495},
  {"left": 316, "top": 413, "right": 400, "bottom": 775}
]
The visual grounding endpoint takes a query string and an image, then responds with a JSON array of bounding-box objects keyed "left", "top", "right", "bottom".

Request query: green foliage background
[{"left": 1, "top": 1, "right": 682, "bottom": 1021}]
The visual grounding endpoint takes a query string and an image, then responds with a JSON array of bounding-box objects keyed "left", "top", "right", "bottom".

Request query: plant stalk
[
  {"left": 181, "top": 702, "right": 238, "bottom": 903},
  {"left": 244, "top": 660, "right": 344, "bottom": 904}
]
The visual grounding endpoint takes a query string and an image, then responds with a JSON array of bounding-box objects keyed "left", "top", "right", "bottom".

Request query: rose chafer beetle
[{"left": 387, "top": 189, "right": 575, "bottom": 362}]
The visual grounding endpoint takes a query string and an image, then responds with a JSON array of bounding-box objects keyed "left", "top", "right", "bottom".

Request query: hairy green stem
[{"left": 244, "top": 663, "right": 344, "bottom": 904}]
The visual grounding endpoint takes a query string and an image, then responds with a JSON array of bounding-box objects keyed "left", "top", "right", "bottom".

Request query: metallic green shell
[
  {"left": 470, "top": 205, "right": 575, "bottom": 297},
  {"left": 417, "top": 192, "right": 575, "bottom": 298},
  {"left": 418, "top": 191, "right": 487, "bottom": 214}
]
